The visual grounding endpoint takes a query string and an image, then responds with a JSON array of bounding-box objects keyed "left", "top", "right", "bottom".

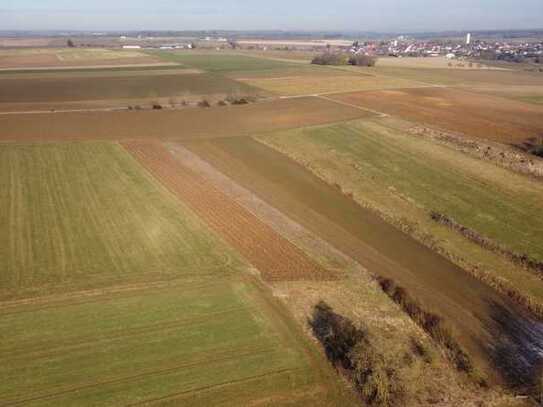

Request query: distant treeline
[{"left": 311, "top": 52, "right": 377, "bottom": 67}]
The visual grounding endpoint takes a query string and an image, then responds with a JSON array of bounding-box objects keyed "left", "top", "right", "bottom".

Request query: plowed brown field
[
  {"left": 330, "top": 87, "right": 543, "bottom": 146},
  {"left": 0, "top": 97, "right": 368, "bottom": 142},
  {"left": 123, "top": 141, "right": 332, "bottom": 281}
]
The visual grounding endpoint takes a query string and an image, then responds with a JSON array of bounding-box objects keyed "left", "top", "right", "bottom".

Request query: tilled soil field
[
  {"left": 0, "top": 73, "right": 258, "bottom": 104},
  {"left": 123, "top": 141, "right": 333, "bottom": 281},
  {"left": 0, "top": 97, "right": 369, "bottom": 142},
  {"left": 331, "top": 87, "right": 543, "bottom": 146}
]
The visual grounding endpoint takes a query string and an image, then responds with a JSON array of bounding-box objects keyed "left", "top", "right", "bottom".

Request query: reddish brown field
[
  {"left": 0, "top": 97, "right": 368, "bottom": 142},
  {"left": 123, "top": 141, "right": 333, "bottom": 281},
  {"left": 331, "top": 87, "right": 543, "bottom": 146}
]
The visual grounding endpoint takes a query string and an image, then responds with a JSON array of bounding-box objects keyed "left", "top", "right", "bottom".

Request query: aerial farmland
[{"left": 1, "top": 29, "right": 543, "bottom": 407}]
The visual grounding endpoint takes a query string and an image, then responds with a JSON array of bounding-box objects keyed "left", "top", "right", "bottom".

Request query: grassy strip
[
  {"left": 376, "top": 277, "right": 483, "bottom": 384},
  {"left": 431, "top": 212, "right": 543, "bottom": 278}
]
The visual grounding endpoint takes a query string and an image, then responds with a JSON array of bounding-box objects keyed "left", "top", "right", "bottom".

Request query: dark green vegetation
[{"left": 0, "top": 142, "right": 353, "bottom": 405}]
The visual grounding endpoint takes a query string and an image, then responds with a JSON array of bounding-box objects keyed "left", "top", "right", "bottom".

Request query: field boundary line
[{"left": 315, "top": 95, "right": 389, "bottom": 118}]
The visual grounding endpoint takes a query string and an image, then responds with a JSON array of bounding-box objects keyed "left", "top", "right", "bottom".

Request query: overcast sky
[{"left": 1, "top": 0, "right": 542, "bottom": 32}]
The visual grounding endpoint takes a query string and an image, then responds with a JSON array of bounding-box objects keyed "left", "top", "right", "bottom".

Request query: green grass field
[
  {"left": 0, "top": 142, "right": 234, "bottom": 299},
  {"left": 0, "top": 280, "right": 336, "bottom": 406},
  {"left": 0, "top": 142, "right": 352, "bottom": 405},
  {"left": 152, "top": 52, "right": 298, "bottom": 73},
  {"left": 152, "top": 51, "right": 331, "bottom": 78},
  {"left": 256, "top": 118, "right": 543, "bottom": 306}
]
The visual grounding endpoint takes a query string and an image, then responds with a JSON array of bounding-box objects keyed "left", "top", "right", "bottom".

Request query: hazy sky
[{"left": 1, "top": 0, "right": 542, "bottom": 32}]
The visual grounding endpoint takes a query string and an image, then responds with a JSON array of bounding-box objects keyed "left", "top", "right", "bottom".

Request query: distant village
[
  {"left": 349, "top": 34, "right": 543, "bottom": 63},
  {"left": 117, "top": 32, "right": 542, "bottom": 65}
]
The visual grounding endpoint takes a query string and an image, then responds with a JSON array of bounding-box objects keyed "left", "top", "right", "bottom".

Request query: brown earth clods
[
  {"left": 331, "top": 87, "right": 543, "bottom": 146},
  {"left": 122, "top": 141, "right": 333, "bottom": 282}
]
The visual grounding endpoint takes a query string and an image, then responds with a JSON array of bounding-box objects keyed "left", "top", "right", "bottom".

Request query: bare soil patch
[
  {"left": 123, "top": 141, "right": 333, "bottom": 281},
  {"left": 331, "top": 87, "right": 543, "bottom": 146}
]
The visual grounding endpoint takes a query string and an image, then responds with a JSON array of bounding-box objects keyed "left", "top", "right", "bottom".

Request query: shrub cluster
[
  {"left": 311, "top": 52, "right": 349, "bottom": 65},
  {"left": 310, "top": 301, "right": 403, "bottom": 406},
  {"left": 311, "top": 52, "right": 377, "bottom": 67},
  {"left": 430, "top": 211, "right": 543, "bottom": 277},
  {"left": 377, "top": 277, "right": 479, "bottom": 381},
  {"left": 348, "top": 54, "right": 377, "bottom": 67}
]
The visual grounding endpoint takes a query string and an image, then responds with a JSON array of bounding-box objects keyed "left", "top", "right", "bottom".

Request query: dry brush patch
[{"left": 123, "top": 141, "right": 334, "bottom": 282}]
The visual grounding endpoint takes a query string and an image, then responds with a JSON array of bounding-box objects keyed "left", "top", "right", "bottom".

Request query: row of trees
[{"left": 311, "top": 52, "right": 377, "bottom": 67}]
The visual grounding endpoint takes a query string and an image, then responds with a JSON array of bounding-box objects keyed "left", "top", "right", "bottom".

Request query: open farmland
[
  {"left": 153, "top": 51, "right": 335, "bottom": 78},
  {"left": 0, "top": 278, "right": 346, "bottom": 406},
  {"left": 0, "top": 142, "right": 238, "bottom": 299},
  {"left": 0, "top": 97, "right": 369, "bottom": 142},
  {"left": 373, "top": 65, "right": 543, "bottom": 87},
  {"left": 123, "top": 141, "right": 332, "bottom": 281},
  {"left": 2, "top": 46, "right": 543, "bottom": 405},
  {"left": 0, "top": 141, "right": 352, "bottom": 406},
  {"left": 153, "top": 52, "right": 300, "bottom": 74},
  {"left": 0, "top": 71, "right": 259, "bottom": 105},
  {"left": 183, "top": 135, "right": 543, "bottom": 384},
  {"left": 254, "top": 118, "right": 543, "bottom": 305},
  {"left": 330, "top": 87, "right": 543, "bottom": 146},
  {"left": 0, "top": 48, "right": 163, "bottom": 69},
  {"left": 375, "top": 56, "right": 499, "bottom": 69},
  {"left": 237, "top": 73, "right": 421, "bottom": 96}
]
